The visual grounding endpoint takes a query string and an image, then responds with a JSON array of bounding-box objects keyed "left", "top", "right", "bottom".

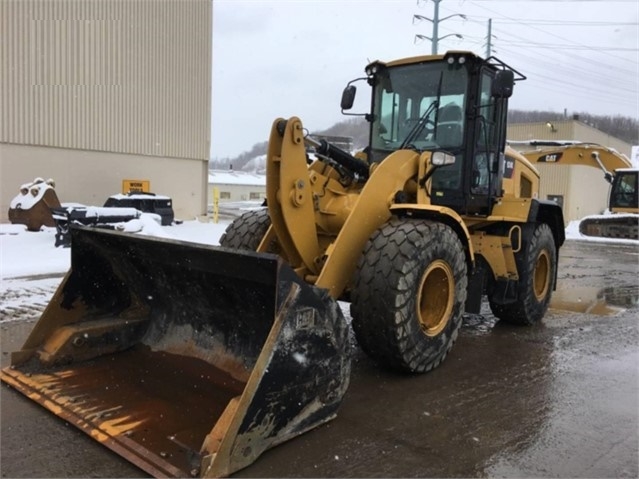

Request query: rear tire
[
  {"left": 489, "top": 223, "right": 556, "bottom": 325},
  {"left": 219, "top": 209, "right": 271, "bottom": 251},
  {"left": 350, "top": 218, "right": 467, "bottom": 373}
]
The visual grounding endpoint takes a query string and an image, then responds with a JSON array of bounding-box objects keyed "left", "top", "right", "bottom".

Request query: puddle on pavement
[{"left": 550, "top": 284, "right": 639, "bottom": 316}]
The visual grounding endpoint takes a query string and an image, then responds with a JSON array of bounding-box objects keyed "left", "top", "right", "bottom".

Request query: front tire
[
  {"left": 350, "top": 219, "right": 468, "bottom": 373},
  {"left": 489, "top": 223, "right": 557, "bottom": 325}
]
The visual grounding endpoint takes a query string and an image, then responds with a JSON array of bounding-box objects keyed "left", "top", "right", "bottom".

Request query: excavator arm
[{"left": 516, "top": 142, "right": 632, "bottom": 178}]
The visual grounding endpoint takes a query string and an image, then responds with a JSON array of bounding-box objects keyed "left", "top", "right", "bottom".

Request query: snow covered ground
[
  {"left": 1, "top": 214, "right": 636, "bottom": 322},
  {"left": 0, "top": 217, "right": 231, "bottom": 322},
  {"left": 0, "top": 217, "right": 231, "bottom": 280},
  {"left": 2, "top": 215, "right": 636, "bottom": 280}
]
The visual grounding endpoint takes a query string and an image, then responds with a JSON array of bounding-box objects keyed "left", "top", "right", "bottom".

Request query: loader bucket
[{"left": 1, "top": 226, "right": 351, "bottom": 478}]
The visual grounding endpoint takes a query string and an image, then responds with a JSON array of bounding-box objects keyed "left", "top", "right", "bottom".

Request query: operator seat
[{"left": 436, "top": 103, "right": 463, "bottom": 148}]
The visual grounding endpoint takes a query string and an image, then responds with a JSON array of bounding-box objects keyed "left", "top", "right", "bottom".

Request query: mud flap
[{"left": 1, "top": 226, "right": 351, "bottom": 478}]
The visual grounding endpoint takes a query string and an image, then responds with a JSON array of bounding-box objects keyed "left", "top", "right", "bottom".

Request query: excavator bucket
[{"left": 1, "top": 226, "right": 351, "bottom": 478}]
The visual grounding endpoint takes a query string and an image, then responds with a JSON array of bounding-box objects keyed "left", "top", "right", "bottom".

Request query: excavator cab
[{"left": 610, "top": 169, "right": 638, "bottom": 212}]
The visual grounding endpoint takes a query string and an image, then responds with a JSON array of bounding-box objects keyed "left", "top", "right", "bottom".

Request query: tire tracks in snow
[{"left": 0, "top": 275, "right": 64, "bottom": 323}]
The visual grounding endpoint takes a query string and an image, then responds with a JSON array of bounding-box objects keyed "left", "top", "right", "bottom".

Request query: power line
[
  {"left": 464, "top": 17, "right": 637, "bottom": 26},
  {"left": 492, "top": 44, "right": 637, "bottom": 104},
  {"left": 413, "top": 1, "right": 466, "bottom": 54},
  {"left": 489, "top": 29, "right": 638, "bottom": 82},
  {"left": 432, "top": 2, "right": 638, "bottom": 114},
  {"left": 470, "top": 0, "right": 637, "bottom": 2},
  {"left": 465, "top": 0, "right": 639, "bottom": 65},
  {"left": 447, "top": 12, "right": 639, "bottom": 74},
  {"left": 491, "top": 41, "right": 637, "bottom": 89},
  {"left": 502, "top": 42, "right": 638, "bottom": 51},
  {"left": 488, "top": 23, "right": 639, "bottom": 75}
]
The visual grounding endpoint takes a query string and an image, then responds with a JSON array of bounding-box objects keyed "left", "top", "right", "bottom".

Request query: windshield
[
  {"left": 611, "top": 171, "right": 638, "bottom": 209},
  {"left": 371, "top": 61, "right": 468, "bottom": 153}
]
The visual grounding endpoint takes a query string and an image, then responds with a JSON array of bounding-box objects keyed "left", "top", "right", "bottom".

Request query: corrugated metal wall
[
  {"left": 1, "top": 0, "right": 211, "bottom": 160},
  {"left": 572, "top": 123, "right": 631, "bottom": 158},
  {"left": 525, "top": 159, "right": 610, "bottom": 225}
]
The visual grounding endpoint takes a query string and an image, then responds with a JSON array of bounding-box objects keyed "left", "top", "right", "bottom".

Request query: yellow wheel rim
[
  {"left": 533, "top": 249, "right": 551, "bottom": 301},
  {"left": 417, "top": 260, "right": 455, "bottom": 337}
]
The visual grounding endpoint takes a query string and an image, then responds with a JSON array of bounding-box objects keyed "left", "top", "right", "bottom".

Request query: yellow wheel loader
[
  {"left": 1, "top": 51, "right": 564, "bottom": 478},
  {"left": 516, "top": 142, "right": 638, "bottom": 239}
]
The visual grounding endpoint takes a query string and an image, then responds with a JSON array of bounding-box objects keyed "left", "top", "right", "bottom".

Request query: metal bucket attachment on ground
[{"left": 1, "top": 226, "right": 351, "bottom": 478}]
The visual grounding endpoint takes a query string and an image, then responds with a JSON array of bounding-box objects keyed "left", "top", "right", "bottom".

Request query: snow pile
[
  {"left": 83, "top": 206, "right": 140, "bottom": 218},
  {"left": 108, "top": 193, "right": 171, "bottom": 200},
  {"left": 9, "top": 178, "right": 56, "bottom": 210},
  {"left": 116, "top": 213, "right": 168, "bottom": 237}
]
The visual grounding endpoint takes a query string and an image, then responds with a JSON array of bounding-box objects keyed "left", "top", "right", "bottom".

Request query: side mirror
[
  {"left": 492, "top": 70, "right": 515, "bottom": 99},
  {"left": 341, "top": 85, "right": 357, "bottom": 110}
]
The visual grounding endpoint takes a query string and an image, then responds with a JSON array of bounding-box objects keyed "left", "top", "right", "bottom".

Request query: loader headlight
[
  {"left": 365, "top": 61, "right": 387, "bottom": 77},
  {"left": 444, "top": 53, "right": 468, "bottom": 65},
  {"left": 432, "top": 151, "right": 456, "bottom": 166}
]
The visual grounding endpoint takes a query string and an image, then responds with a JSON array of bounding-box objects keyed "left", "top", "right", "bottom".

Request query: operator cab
[
  {"left": 610, "top": 169, "right": 639, "bottom": 212},
  {"left": 341, "top": 51, "right": 524, "bottom": 217}
]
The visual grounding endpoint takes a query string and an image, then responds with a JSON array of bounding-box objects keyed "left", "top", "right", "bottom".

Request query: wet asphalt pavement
[{"left": 1, "top": 239, "right": 638, "bottom": 478}]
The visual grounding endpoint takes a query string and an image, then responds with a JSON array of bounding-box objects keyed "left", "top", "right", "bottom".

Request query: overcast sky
[{"left": 211, "top": 0, "right": 638, "bottom": 159}]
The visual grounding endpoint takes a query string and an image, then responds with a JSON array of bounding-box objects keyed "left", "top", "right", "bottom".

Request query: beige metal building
[
  {"left": 208, "top": 170, "right": 266, "bottom": 205},
  {"left": 508, "top": 119, "right": 634, "bottom": 224},
  {"left": 508, "top": 119, "right": 632, "bottom": 157},
  {"left": 1, "top": 0, "right": 212, "bottom": 222}
]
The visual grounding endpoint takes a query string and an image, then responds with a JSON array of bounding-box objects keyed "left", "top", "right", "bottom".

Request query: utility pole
[
  {"left": 413, "top": 1, "right": 465, "bottom": 54},
  {"left": 486, "top": 18, "right": 493, "bottom": 57},
  {"left": 432, "top": 0, "right": 441, "bottom": 55}
]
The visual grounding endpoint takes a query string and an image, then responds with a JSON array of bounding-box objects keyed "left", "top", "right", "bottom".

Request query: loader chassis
[{"left": 1, "top": 51, "right": 563, "bottom": 478}]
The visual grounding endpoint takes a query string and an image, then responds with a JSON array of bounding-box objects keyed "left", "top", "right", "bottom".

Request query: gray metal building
[{"left": 1, "top": 0, "right": 212, "bottom": 222}]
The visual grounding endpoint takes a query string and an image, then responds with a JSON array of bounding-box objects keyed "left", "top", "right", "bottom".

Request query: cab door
[{"left": 465, "top": 70, "right": 507, "bottom": 216}]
